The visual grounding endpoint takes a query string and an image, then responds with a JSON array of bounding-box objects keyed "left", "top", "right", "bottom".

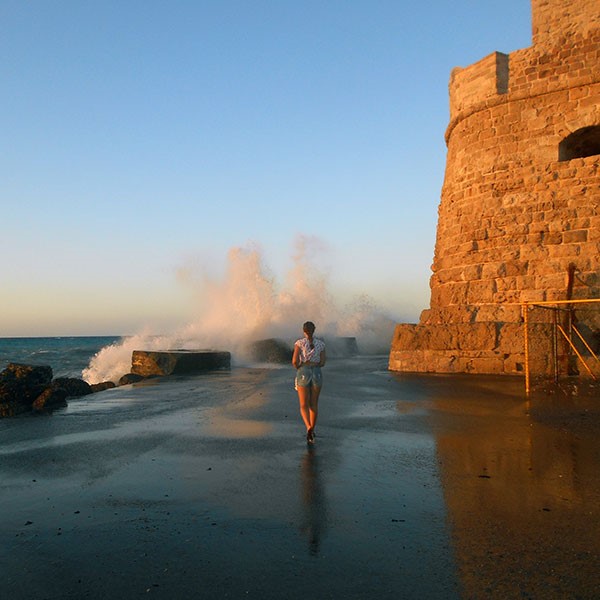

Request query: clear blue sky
[{"left": 1, "top": 1, "right": 532, "bottom": 337}]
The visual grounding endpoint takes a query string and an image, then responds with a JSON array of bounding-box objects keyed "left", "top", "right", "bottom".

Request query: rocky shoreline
[
  {"left": 0, "top": 338, "right": 360, "bottom": 417},
  {"left": 0, "top": 363, "right": 115, "bottom": 417}
]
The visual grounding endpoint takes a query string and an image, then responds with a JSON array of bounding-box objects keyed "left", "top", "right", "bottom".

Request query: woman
[{"left": 292, "top": 321, "right": 326, "bottom": 444}]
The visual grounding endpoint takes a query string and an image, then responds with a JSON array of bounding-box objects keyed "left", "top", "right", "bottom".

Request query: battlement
[
  {"left": 447, "top": 0, "right": 600, "bottom": 143},
  {"left": 449, "top": 52, "right": 509, "bottom": 125}
]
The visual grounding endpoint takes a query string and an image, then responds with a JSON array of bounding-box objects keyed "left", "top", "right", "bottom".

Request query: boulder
[
  {"left": 32, "top": 387, "right": 68, "bottom": 412},
  {"left": 90, "top": 381, "right": 116, "bottom": 393},
  {"left": 0, "top": 400, "right": 30, "bottom": 418},
  {"left": 51, "top": 377, "right": 93, "bottom": 398},
  {"left": 325, "top": 337, "right": 359, "bottom": 357},
  {"left": 246, "top": 339, "right": 293, "bottom": 363},
  {"left": 0, "top": 364, "right": 105, "bottom": 417},
  {"left": 0, "top": 363, "right": 53, "bottom": 407},
  {"left": 118, "top": 373, "right": 151, "bottom": 386}
]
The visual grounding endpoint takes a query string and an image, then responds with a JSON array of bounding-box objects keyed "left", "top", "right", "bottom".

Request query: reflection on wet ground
[
  {"left": 409, "top": 373, "right": 600, "bottom": 599},
  {"left": 299, "top": 447, "right": 327, "bottom": 556},
  {"left": 204, "top": 373, "right": 274, "bottom": 438},
  {"left": 1, "top": 359, "right": 598, "bottom": 598}
]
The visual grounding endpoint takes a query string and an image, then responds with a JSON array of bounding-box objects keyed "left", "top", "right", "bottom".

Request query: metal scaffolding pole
[{"left": 523, "top": 303, "right": 530, "bottom": 395}]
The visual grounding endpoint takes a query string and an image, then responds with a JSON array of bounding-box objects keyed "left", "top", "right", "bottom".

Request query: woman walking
[{"left": 292, "top": 321, "right": 326, "bottom": 444}]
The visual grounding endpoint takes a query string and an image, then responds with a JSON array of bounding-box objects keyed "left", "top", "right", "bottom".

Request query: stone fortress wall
[{"left": 389, "top": 0, "right": 600, "bottom": 376}]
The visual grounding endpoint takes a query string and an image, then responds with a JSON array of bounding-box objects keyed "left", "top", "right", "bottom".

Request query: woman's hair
[{"left": 303, "top": 321, "right": 316, "bottom": 334}]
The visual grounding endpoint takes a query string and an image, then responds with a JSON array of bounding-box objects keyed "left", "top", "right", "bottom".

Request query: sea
[{"left": 0, "top": 336, "right": 122, "bottom": 380}]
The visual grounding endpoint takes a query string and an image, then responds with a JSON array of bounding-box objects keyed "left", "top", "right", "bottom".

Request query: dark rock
[
  {"left": 90, "top": 381, "right": 116, "bottom": 393},
  {"left": 32, "top": 387, "right": 68, "bottom": 412},
  {"left": 0, "top": 363, "right": 53, "bottom": 385},
  {"left": 0, "top": 365, "right": 96, "bottom": 417},
  {"left": 51, "top": 377, "right": 92, "bottom": 398},
  {"left": 0, "top": 400, "right": 30, "bottom": 418},
  {"left": 131, "top": 350, "right": 231, "bottom": 376},
  {"left": 325, "top": 337, "right": 359, "bottom": 357},
  {"left": 0, "top": 363, "right": 53, "bottom": 406},
  {"left": 246, "top": 339, "right": 293, "bottom": 363},
  {"left": 118, "top": 373, "right": 149, "bottom": 386}
]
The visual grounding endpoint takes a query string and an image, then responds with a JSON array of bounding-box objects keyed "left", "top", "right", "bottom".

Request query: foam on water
[{"left": 83, "top": 237, "right": 397, "bottom": 384}]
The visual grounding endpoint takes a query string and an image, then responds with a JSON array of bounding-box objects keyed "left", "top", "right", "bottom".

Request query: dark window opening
[{"left": 559, "top": 126, "right": 600, "bottom": 161}]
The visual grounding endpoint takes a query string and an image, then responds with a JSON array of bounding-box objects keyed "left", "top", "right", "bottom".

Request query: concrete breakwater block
[{"left": 131, "top": 350, "right": 231, "bottom": 377}]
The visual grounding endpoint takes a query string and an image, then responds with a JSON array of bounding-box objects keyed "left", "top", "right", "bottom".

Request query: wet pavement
[{"left": 1, "top": 357, "right": 599, "bottom": 599}]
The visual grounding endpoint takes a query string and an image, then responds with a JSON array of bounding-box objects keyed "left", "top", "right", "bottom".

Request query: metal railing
[{"left": 522, "top": 298, "right": 600, "bottom": 394}]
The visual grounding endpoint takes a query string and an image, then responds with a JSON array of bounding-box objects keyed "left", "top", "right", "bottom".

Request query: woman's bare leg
[
  {"left": 308, "top": 385, "right": 321, "bottom": 432},
  {"left": 297, "top": 386, "right": 313, "bottom": 432}
]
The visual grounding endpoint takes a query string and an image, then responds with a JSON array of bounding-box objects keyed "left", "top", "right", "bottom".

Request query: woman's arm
[
  {"left": 318, "top": 349, "right": 327, "bottom": 367},
  {"left": 292, "top": 345, "right": 301, "bottom": 369}
]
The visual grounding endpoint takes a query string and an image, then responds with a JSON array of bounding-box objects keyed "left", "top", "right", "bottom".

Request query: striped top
[{"left": 294, "top": 337, "right": 326, "bottom": 364}]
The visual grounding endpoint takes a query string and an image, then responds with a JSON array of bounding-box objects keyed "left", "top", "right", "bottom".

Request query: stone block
[
  {"left": 426, "top": 326, "right": 458, "bottom": 351},
  {"left": 563, "top": 229, "right": 588, "bottom": 243},
  {"left": 475, "top": 304, "right": 522, "bottom": 323},
  {"left": 497, "top": 323, "right": 525, "bottom": 353},
  {"left": 466, "top": 280, "right": 496, "bottom": 304},
  {"left": 457, "top": 323, "right": 498, "bottom": 351},
  {"left": 391, "top": 324, "right": 418, "bottom": 346},
  {"left": 461, "top": 356, "right": 505, "bottom": 374}
]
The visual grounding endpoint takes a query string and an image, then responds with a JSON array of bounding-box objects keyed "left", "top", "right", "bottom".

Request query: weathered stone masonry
[{"left": 389, "top": 0, "right": 600, "bottom": 376}]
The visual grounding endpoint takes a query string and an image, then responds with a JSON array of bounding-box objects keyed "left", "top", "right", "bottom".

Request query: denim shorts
[{"left": 295, "top": 365, "right": 323, "bottom": 388}]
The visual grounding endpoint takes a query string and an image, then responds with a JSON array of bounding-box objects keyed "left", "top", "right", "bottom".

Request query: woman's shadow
[{"left": 299, "top": 446, "right": 328, "bottom": 556}]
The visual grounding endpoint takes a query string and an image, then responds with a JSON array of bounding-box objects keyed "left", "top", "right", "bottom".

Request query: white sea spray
[{"left": 82, "top": 236, "right": 396, "bottom": 383}]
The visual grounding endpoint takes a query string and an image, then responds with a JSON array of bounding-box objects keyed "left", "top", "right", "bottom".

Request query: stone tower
[{"left": 389, "top": 0, "right": 600, "bottom": 376}]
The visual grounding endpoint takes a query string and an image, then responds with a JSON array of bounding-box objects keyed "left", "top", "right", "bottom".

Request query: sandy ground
[{"left": 1, "top": 356, "right": 599, "bottom": 599}]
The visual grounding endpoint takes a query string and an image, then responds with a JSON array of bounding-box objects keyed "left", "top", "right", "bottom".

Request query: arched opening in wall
[{"left": 559, "top": 126, "right": 600, "bottom": 161}]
